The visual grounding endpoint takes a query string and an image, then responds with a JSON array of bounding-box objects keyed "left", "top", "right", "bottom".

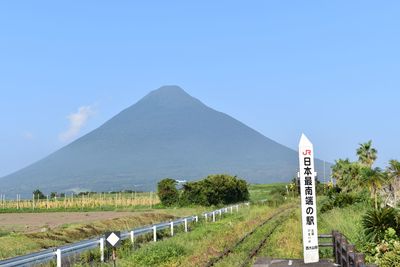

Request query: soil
[{"left": 0, "top": 211, "right": 147, "bottom": 233}]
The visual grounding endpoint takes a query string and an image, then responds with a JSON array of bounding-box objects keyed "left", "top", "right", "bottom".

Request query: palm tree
[
  {"left": 356, "top": 140, "right": 377, "bottom": 167},
  {"left": 360, "top": 167, "right": 385, "bottom": 209},
  {"left": 387, "top": 159, "right": 400, "bottom": 205},
  {"left": 331, "top": 159, "right": 360, "bottom": 192}
]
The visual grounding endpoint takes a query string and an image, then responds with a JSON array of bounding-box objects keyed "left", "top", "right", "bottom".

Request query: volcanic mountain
[{"left": 0, "top": 86, "right": 327, "bottom": 196}]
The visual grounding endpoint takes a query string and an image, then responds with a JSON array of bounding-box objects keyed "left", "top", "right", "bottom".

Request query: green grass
[
  {"left": 0, "top": 233, "right": 39, "bottom": 260},
  {"left": 258, "top": 206, "right": 303, "bottom": 259},
  {"left": 257, "top": 199, "right": 368, "bottom": 260},
  {"left": 70, "top": 183, "right": 295, "bottom": 266},
  {"left": 318, "top": 203, "right": 368, "bottom": 247},
  {"left": 106, "top": 203, "right": 296, "bottom": 267},
  {"left": 248, "top": 183, "right": 287, "bottom": 202},
  {"left": 214, "top": 208, "right": 295, "bottom": 267}
]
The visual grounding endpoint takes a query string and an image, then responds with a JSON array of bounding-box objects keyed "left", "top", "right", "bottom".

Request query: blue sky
[{"left": 1, "top": 1, "right": 399, "bottom": 177}]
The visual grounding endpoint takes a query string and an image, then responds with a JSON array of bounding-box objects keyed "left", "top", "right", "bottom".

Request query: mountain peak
[
  {"left": 152, "top": 85, "right": 186, "bottom": 94},
  {"left": 137, "top": 85, "right": 203, "bottom": 109}
]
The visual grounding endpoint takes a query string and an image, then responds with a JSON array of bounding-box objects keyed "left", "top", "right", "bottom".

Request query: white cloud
[{"left": 59, "top": 105, "right": 96, "bottom": 142}]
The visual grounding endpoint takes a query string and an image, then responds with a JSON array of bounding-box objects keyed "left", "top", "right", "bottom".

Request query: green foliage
[
  {"left": 157, "top": 178, "right": 179, "bottom": 207},
  {"left": 180, "top": 174, "right": 249, "bottom": 206},
  {"left": 359, "top": 167, "right": 387, "bottom": 209},
  {"left": 131, "top": 242, "right": 186, "bottom": 266},
  {"left": 357, "top": 140, "right": 378, "bottom": 167},
  {"left": 361, "top": 228, "right": 400, "bottom": 266},
  {"left": 320, "top": 190, "right": 369, "bottom": 213},
  {"left": 330, "top": 141, "right": 391, "bottom": 210},
  {"left": 362, "top": 208, "right": 398, "bottom": 242},
  {"left": 331, "top": 159, "right": 361, "bottom": 192},
  {"left": 32, "top": 189, "right": 45, "bottom": 199}
]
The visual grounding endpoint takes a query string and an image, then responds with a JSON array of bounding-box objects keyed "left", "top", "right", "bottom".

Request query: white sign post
[{"left": 299, "top": 134, "right": 319, "bottom": 264}]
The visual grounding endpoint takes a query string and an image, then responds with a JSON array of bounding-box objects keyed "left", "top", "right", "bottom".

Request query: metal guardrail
[{"left": 0, "top": 204, "right": 243, "bottom": 267}]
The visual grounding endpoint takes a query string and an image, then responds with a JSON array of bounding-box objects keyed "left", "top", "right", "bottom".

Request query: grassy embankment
[{"left": 0, "top": 206, "right": 213, "bottom": 260}]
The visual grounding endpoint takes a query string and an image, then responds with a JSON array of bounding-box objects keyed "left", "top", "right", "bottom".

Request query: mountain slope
[{"left": 0, "top": 86, "right": 328, "bottom": 195}]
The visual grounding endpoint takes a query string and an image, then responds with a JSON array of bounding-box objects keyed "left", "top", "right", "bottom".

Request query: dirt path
[{"left": 0, "top": 211, "right": 146, "bottom": 233}]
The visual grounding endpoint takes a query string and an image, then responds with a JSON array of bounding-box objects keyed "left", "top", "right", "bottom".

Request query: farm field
[{"left": 0, "top": 192, "right": 160, "bottom": 213}]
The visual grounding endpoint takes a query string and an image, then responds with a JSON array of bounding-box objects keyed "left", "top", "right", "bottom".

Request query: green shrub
[
  {"left": 180, "top": 174, "right": 249, "bottom": 206},
  {"left": 362, "top": 208, "right": 398, "bottom": 242},
  {"left": 33, "top": 189, "right": 46, "bottom": 199},
  {"left": 320, "top": 191, "right": 369, "bottom": 213},
  {"left": 157, "top": 178, "right": 179, "bottom": 206},
  {"left": 363, "top": 228, "right": 400, "bottom": 266}
]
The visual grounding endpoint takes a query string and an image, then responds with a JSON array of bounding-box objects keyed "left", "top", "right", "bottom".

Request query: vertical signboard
[{"left": 299, "top": 134, "right": 319, "bottom": 263}]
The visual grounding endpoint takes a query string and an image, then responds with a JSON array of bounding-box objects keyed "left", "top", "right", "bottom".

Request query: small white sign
[
  {"left": 299, "top": 134, "right": 319, "bottom": 264},
  {"left": 105, "top": 231, "right": 121, "bottom": 247}
]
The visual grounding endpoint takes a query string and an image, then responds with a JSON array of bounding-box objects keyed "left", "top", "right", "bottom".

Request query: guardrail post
[
  {"left": 56, "top": 249, "right": 61, "bottom": 267},
  {"left": 212, "top": 211, "right": 216, "bottom": 222},
  {"left": 130, "top": 231, "right": 135, "bottom": 247},
  {"left": 205, "top": 213, "right": 208, "bottom": 222},
  {"left": 230, "top": 206, "right": 233, "bottom": 213},
  {"left": 153, "top": 225, "right": 157, "bottom": 242},
  {"left": 170, "top": 221, "right": 174, "bottom": 236},
  {"left": 184, "top": 218, "right": 188, "bottom": 232},
  {"left": 100, "top": 238, "right": 105, "bottom": 262},
  {"left": 219, "top": 210, "right": 222, "bottom": 218},
  {"left": 236, "top": 205, "right": 239, "bottom": 212},
  {"left": 195, "top": 215, "right": 198, "bottom": 222}
]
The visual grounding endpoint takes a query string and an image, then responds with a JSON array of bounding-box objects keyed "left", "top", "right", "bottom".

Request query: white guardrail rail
[{"left": 0, "top": 204, "right": 247, "bottom": 267}]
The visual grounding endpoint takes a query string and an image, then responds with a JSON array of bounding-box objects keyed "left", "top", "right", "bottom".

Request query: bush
[
  {"left": 180, "top": 174, "right": 249, "bottom": 206},
  {"left": 362, "top": 208, "right": 398, "bottom": 242},
  {"left": 157, "top": 178, "right": 179, "bottom": 206},
  {"left": 363, "top": 228, "right": 400, "bottom": 266},
  {"left": 320, "top": 190, "right": 369, "bottom": 213},
  {"left": 33, "top": 189, "right": 45, "bottom": 199}
]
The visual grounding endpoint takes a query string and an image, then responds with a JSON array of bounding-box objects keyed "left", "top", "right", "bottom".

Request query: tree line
[
  {"left": 331, "top": 140, "right": 400, "bottom": 210},
  {"left": 157, "top": 174, "right": 249, "bottom": 207},
  {"left": 327, "top": 140, "right": 400, "bottom": 265}
]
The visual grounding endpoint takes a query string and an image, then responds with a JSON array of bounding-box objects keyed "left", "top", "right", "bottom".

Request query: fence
[
  {"left": 318, "top": 231, "right": 377, "bottom": 267},
  {"left": 0, "top": 204, "right": 244, "bottom": 267}
]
